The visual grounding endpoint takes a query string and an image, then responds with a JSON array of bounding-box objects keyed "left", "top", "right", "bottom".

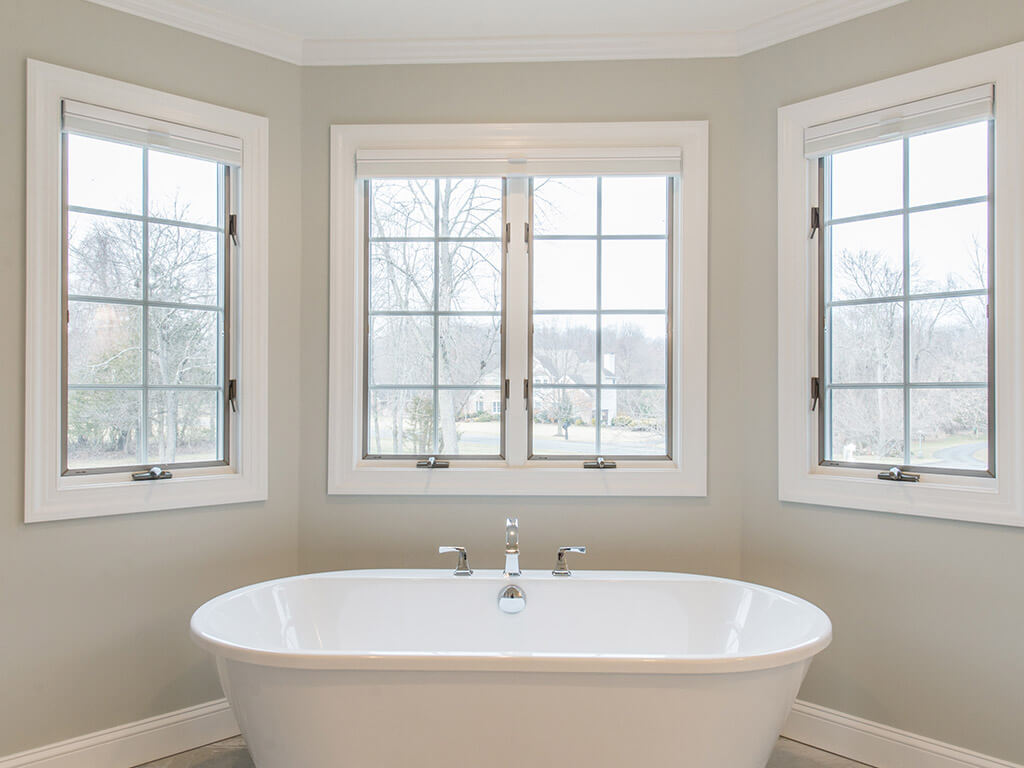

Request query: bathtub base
[{"left": 219, "top": 659, "right": 810, "bottom": 768}]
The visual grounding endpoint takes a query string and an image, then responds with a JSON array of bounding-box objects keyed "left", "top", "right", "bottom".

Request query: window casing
[
  {"left": 330, "top": 122, "right": 709, "bottom": 496},
  {"left": 777, "top": 42, "right": 1024, "bottom": 527},
  {"left": 26, "top": 61, "right": 269, "bottom": 522}
]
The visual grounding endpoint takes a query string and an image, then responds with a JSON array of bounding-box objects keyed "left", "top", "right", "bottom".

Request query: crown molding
[
  {"left": 734, "top": 0, "right": 910, "bottom": 56},
  {"left": 301, "top": 32, "right": 739, "bottom": 67},
  {"left": 83, "top": 0, "right": 909, "bottom": 66},
  {"left": 83, "top": 0, "right": 304, "bottom": 64}
]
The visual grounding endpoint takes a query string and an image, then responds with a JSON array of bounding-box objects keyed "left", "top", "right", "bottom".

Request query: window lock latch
[
  {"left": 877, "top": 466, "right": 920, "bottom": 483},
  {"left": 416, "top": 456, "right": 450, "bottom": 469},
  {"left": 583, "top": 457, "right": 617, "bottom": 469},
  {"left": 810, "top": 376, "right": 821, "bottom": 411},
  {"left": 228, "top": 379, "right": 238, "bottom": 413},
  {"left": 132, "top": 466, "right": 172, "bottom": 481},
  {"left": 228, "top": 214, "right": 239, "bottom": 246}
]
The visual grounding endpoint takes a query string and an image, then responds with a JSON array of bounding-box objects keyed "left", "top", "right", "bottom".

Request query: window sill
[
  {"left": 27, "top": 466, "right": 267, "bottom": 523},
  {"left": 329, "top": 460, "right": 705, "bottom": 496},
  {"left": 779, "top": 464, "right": 1024, "bottom": 528}
]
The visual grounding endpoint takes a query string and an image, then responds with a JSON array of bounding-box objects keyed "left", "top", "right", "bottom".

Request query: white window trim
[
  {"left": 777, "top": 42, "right": 1024, "bottom": 527},
  {"left": 25, "top": 60, "right": 269, "bottom": 522},
  {"left": 328, "top": 121, "right": 708, "bottom": 496}
]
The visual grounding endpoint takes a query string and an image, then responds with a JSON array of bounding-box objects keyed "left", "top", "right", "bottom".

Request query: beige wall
[
  {"left": 4, "top": 0, "right": 1024, "bottom": 763},
  {"left": 297, "top": 59, "right": 746, "bottom": 578},
  {"left": 737, "top": 1, "right": 1024, "bottom": 762},
  {"left": 0, "top": 0, "right": 302, "bottom": 755}
]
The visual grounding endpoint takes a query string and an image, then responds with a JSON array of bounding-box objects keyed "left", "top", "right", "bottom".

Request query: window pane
[
  {"left": 830, "top": 388, "right": 904, "bottom": 464},
  {"left": 533, "top": 177, "right": 597, "bottom": 235},
  {"left": 441, "top": 178, "right": 503, "bottom": 239},
  {"left": 533, "top": 315, "right": 596, "bottom": 385},
  {"left": 147, "top": 150, "right": 219, "bottom": 226},
  {"left": 830, "top": 303, "right": 903, "bottom": 384},
  {"left": 438, "top": 241, "right": 501, "bottom": 312},
  {"left": 602, "top": 240, "right": 667, "bottom": 310},
  {"left": 370, "top": 179, "right": 434, "bottom": 239},
  {"left": 437, "top": 389, "right": 500, "bottom": 455},
  {"left": 369, "top": 315, "right": 433, "bottom": 386},
  {"left": 438, "top": 316, "right": 501, "bottom": 386},
  {"left": 603, "top": 389, "right": 667, "bottom": 455},
  {"left": 148, "top": 224, "right": 220, "bottom": 305},
  {"left": 68, "top": 301, "right": 142, "bottom": 385},
  {"left": 367, "top": 389, "right": 433, "bottom": 455},
  {"left": 830, "top": 140, "right": 903, "bottom": 220},
  {"left": 909, "top": 203, "right": 988, "bottom": 293},
  {"left": 601, "top": 177, "right": 668, "bottom": 235},
  {"left": 601, "top": 315, "right": 666, "bottom": 385},
  {"left": 532, "top": 388, "right": 596, "bottom": 455},
  {"left": 67, "top": 134, "right": 142, "bottom": 215},
  {"left": 829, "top": 216, "right": 903, "bottom": 301},
  {"left": 369, "top": 241, "right": 434, "bottom": 312},
  {"left": 910, "top": 296, "right": 987, "bottom": 383},
  {"left": 909, "top": 121, "right": 989, "bottom": 208},
  {"left": 148, "top": 307, "right": 219, "bottom": 386},
  {"left": 67, "top": 389, "right": 141, "bottom": 469},
  {"left": 68, "top": 212, "right": 143, "bottom": 299},
  {"left": 147, "top": 389, "right": 219, "bottom": 464},
  {"left": 533, "top": 240, "right": 596, "bottom": 310},
  {"left": 909, "top": 388, "right": 987, "bottom": 470}
]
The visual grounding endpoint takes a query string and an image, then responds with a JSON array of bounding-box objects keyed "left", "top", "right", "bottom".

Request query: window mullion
[
  {"left": 503, "top": 177, "right": 530, "bottom": 466},
  {"left": 140, "top": 146, "right": 150, "bottom": 467}
]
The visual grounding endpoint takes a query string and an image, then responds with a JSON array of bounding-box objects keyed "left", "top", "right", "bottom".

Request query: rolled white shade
[
  {"left": 355, "top": 146, "right": 681, "bottom": 178},
  {"left": 804, "top": 84, "right": 993, "bottom": 158},
  {"left": 62, "top": 99, "right": 243, "bottom": 165}
]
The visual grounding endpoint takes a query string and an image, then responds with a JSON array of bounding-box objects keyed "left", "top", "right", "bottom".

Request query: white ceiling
[{"left": 84, "top": 0, "right": 908, "bottom": 66}]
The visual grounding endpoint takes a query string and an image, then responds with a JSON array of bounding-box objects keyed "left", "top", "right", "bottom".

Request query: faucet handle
[
  {"left": 552, "top": 546, "right": 587, "bottom": 577},
  {"left": 438, "top": 546, "right": 473, "bottom": 576}
]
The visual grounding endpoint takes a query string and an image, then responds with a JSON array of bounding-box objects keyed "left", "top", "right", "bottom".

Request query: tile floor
[{"left": 136, "top": 735, "right": 872, "bottom": 767}]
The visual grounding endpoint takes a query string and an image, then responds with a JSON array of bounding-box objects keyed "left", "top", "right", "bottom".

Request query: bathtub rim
[{"left": 190, "top": 569, "right": 832, "bottom": 675}]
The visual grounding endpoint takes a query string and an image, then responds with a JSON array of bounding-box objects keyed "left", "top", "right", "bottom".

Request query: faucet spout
[{"left": 504, "top": 517, "right": 521, "bottom": 577}]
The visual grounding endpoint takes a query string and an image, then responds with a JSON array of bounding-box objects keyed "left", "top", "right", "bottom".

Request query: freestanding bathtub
[{"left": 191, "top": 570, "right": 831, "bottom": 768}]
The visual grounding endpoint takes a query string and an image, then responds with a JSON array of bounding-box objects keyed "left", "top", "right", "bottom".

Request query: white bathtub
[{"left": 191, "top": 570, "right": 831, "bottom": 768}]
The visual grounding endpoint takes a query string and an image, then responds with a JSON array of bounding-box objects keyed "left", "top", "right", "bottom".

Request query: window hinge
[
  {"left": 504, "top": 222, "right": 511, "bottom": 253},
  {"left": 810, "top": 376, "right": 820, "bottom": 411},
  {"left": 416, "top": 456, "right": 450, "bottom": 469},
  {"left": 504, "top": 378, "right": 510, "bottom": 401},
  {"left": 228, "top": 214, "right": 239, "bottom": 246},
  {"left": 523, "top": 378, "right": 529, "bottom": 400},
  {"left": 877, "top": 466, "right": 920, "bottom": 483},
  {"left": 583, "top": 457, "right": 617, "bottom": 469},
  {"left": 132, "top": 466, "right": 172, "bottom": 481},
  {"left": 808, "top": 206, "right": 821, "bottom": 240},
  {"left": 228, "top": 378, "right": 238, "bottom": 412},
  {"left": 524, "top": 222, "right": 530, "bottom": 242}
]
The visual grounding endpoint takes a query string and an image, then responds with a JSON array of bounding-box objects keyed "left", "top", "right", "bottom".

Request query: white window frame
[
  {"left": 329, "top": 122, "right": 708, "bottom": 496},
  {"left": 25, "top": 60, "right": 269, "bottom": 522},
  {"left": 777, "top": 42, "right": 1024, "bottom": 527}
]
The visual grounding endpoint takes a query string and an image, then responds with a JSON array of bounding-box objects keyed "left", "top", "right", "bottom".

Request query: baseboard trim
[
  {"left": 3, "top": 695, "right": 1018, "bottom": 768},
  {"left": 784, "top": 699, "right": 1022, "bottom": 768},
  {"left": 0, "top": 699, "right": 239, "bottom": 768}
]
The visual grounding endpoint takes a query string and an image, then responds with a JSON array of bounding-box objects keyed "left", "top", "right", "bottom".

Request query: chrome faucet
[{"left": 504, "top": 517, "right": 521, "bottom": 577}]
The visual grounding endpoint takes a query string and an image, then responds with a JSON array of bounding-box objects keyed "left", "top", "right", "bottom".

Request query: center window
[{"left": 362, "top": 174, "right": 673, "bottom": 462}]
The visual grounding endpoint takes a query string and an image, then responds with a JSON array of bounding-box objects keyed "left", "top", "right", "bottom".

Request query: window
[
  {"left": 63, "top": 110, "right": 233, "bottom": 476},
  {"left": 778, "top": 43, "right": 1024, "bottom": 527},
  {"left": 818, "top": 118, "right": 993, "bottom": 477},
  {"left": 530, "top": 177, "right": 671, "bottom": 459},
  {"left": 26, "top": 61, "right": 269, "bottom": 522},
  {"left": 330, "top": 122, "right": 708, "bottom": 495},
  {"left": 364, "top": 177, "right": 504, "bottom": 459}
]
